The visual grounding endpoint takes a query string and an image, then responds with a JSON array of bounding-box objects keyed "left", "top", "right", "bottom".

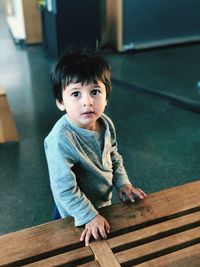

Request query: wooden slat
[
  {"left": 136, "top": 243, "right": 200, "bottom": 267},
  {"left": 25, "top": 247, "right": 93, "bottom": 267},
  {"left": 108, "top": 211, "right": 200, "bottom": 250},
  {"left": 0, "top": 218, "right": 82, "bottom": 266},
  {"left": 115, "top": 226, "right": 200, "bottom": 265},
  {"left": 89, "top": 240, "right": 120, "bottom": 267},
  {"left": 77, "top": 260, "right": 101, "bottom": 267},
  {"left": 100, "top": 181, "right": 200, "bottom": 233}
]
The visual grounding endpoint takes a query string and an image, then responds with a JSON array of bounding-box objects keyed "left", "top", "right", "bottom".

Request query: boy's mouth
[
  {"left": 81, "top": 111, "right": 95, "bottom": 118},
  {"left": 82, "top": 111, "right": 95, "bottom": 115}
]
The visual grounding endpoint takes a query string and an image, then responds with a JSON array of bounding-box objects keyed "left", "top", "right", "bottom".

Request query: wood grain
[
  {"left": 108, "top": 211, "right": 200, "bottom": 251},
  {"left": 25, "top": 247, "right": 93, "bottom": 267},
  {"left": 0, "top": 181, "right": 200, "bottom": 266},
  {"left": 136, "top": 243, "right": 200, "bottom": 267},
  {"left": 22, "top": 0, "right": 42, "bottom": 44},
  {"left": 0, "top": 218, "right": 81, "bottom": 266},
  {"left": 115, "top": 226, "right": 200, "bottom": 265},
  {"left": 0, "top": 87, "right": 18, "bottom": 143},
  {"left": 77, "top": 260, "right": 101, "bottom": 267},
  {"left": 89, "top": 240, "right": 120, "bottom": 267},
  {"left": 100, "top": 181, "right": 200, "bottom": 234}
]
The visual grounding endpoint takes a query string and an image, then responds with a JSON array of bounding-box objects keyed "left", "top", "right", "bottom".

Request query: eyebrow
[
  {"left": 92, "top": 85, "right": 101, "bottom": 88},
  {"left": 91, "top": 83, "right": 103, "bottom": 87},
  {"left": 67, "top": 89, "right": 80, "bottom": 95},
  {"left": 67, "top": 83, "right": 102, "bottom": 93},
  {"left": 67, "top": 85, "right": 82, "bottom": 93}
]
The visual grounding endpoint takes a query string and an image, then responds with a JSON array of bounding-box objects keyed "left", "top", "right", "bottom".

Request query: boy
[{"left": 44, "top": 47, "right": 146, "bottom": 246}]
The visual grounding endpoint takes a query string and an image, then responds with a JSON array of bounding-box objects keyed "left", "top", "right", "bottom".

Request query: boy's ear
[{"left": 56, "top": 99, "right": 65, "bottom": 111}]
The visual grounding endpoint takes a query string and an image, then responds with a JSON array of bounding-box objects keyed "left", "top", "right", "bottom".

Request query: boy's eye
[
  {"left": 72, "top": 91, "right": 80, "bottom": 97},
  {"left": 91, "top": 89, "right": 100, "bottom": 96}
]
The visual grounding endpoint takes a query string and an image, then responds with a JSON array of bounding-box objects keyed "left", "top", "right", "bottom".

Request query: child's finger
[
  {"left": 98, "top": 225, "right": 107, "bottom": 239},
  {"left": 138, "top": 188, "right": 147, "bottom": 197},
  {"left": 131, "top": 187, "right": 147, "bottom": 199},
  {"left": 132, "top": 189, "right": 144, "bottom": 199},
  {"left": 105, "top": 220, "right": 110, "bottom": 234},
  {"left": 126, "top": 191, "right": 135, "bottom": 202},
  {"left": 80, "top": 228, "right": 87, "bottom": 242},
  {"left": 85, "top": 229, "right": 92, "bottom": 246},
  {"left": 92, "top": 227, "right": 99, "bottom": 240}
]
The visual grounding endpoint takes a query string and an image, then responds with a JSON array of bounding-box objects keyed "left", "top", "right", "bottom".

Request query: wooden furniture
[
  {"left": 6, "top": 0, "right": 42, "bottom": 44},
  {"left": 0, "top": 180, "right": 200, "bottom": 266},
  {"left": 0, "top": 87, "right": 18, "bottom": 143}
]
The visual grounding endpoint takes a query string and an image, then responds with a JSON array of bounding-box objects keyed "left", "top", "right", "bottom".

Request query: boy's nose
[{"left": 83, "top": 94, "right": 93, "bottom": 106}]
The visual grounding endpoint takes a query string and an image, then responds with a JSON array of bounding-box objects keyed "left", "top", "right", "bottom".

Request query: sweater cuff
[
  {"left": 114, "top": 175, "right": 131, "bottom": 190},
  {"left": 75, "top": 209, "right": 99, "bottom": 227}
]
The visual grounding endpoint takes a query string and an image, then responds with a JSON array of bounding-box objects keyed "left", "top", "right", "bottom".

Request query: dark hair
[{"left": 51, "top": 46, "right": 112, "bottom": 102}]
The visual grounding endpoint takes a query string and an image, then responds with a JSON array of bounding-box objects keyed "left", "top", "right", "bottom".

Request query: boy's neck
[
  {"left": 95, "top": 119, "right": 105, "bottom": 136},
  {"left": 65, "top": 114, "right": 104, "bottom": 134}
]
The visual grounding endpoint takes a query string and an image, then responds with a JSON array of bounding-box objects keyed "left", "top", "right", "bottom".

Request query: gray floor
[{"left": 0, "top": 0, "right": 200, "bottom": 235}]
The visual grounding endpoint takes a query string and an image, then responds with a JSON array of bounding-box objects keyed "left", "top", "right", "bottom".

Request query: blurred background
[{"left": 0, "top": 0, "right": 200, "bottom": 235}]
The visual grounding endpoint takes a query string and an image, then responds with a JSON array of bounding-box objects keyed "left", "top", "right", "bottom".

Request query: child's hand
[
  {"left": 119, "top": 183, "right": 147, "bottom": 202},
  {"left": 80, "top": 214, "right": 110, "bottom": 246}
]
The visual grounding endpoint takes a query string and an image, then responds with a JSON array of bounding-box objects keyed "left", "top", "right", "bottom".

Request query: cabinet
[
  {"left": 41, "top": 0, "right": 101, "bottom": 59},
  {"left": 6, "top": 0, "right": 42, "bottom": 44},
  {"left": 105, "top": 0, "right": 200, "bottom": 52}
]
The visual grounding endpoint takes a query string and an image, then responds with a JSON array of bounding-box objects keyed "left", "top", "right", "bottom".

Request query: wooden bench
[
  {"left": 0, "top": 87, "right": 18, "bottom": 143},
  {"left": 0, "top": 180, "right": 200, "bottom": 266}
]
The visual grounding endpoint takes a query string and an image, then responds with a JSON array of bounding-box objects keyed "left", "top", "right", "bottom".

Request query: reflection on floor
[{"left": 0, "top": 0, "right": 200, "bottom": 235}]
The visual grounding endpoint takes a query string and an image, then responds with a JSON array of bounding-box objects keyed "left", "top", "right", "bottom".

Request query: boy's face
[{"left": 56, "top": 80, "right": 107, "bottom": 131}]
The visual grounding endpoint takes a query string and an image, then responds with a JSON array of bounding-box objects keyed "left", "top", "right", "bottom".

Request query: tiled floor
[{"left": 0, "top": 0, "right": 200, "bottom": 235}]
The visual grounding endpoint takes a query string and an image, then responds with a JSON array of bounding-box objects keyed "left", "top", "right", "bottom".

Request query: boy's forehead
[
  {"left": 64, "top": 80, "right": 105, "bottom": 90},
  {"left": 67, "top": 76, "right": 98, "bottom": 84},
  {"left": 66, "top": 78, "right": 104, "bottom": 86}
]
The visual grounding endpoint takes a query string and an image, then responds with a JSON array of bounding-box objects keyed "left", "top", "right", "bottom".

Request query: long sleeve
[
  {"left": 44, "top": 136, "right": 98, "bottom": 226},
  {"left": 104, "top": 114, "right": 131, "bottom": 189},
  {"left": 111, "top": 140, "right": 131, "bottom": 189}
]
